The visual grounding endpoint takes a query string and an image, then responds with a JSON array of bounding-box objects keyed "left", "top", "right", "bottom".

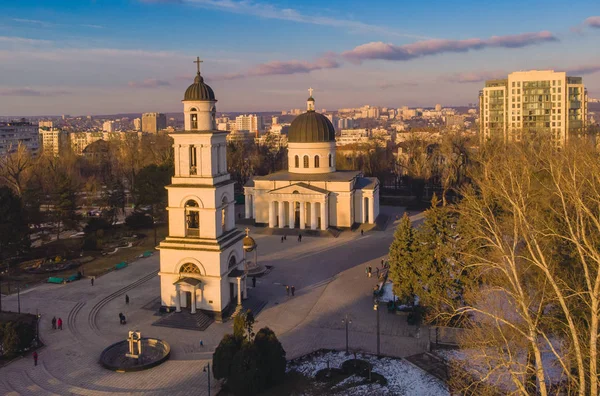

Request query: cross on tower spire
[
  {"left": 193, "top": 56, "right": 203, "bottom": 74},
  {"left": 308, "top": 87, "right": 314, "bottom": 97},
  {"left": 245, "top": 227, "right": 250, "bottom": 237}
]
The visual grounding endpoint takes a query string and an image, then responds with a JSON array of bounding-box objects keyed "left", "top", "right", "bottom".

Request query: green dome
[
  {"left": 184, "top": 73, "right": 216, "bottom": 101},
  {"left": 288, "top": 110, "right": 336, "bottom": 143}
]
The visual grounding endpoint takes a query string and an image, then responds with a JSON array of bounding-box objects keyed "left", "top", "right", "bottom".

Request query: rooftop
[{"left": 251, "top": 170, "right": 361, "bottom": 183}]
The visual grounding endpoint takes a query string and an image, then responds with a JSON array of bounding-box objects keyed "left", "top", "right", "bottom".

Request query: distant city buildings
[
  {"left": 337, "top": 128, "right": 370, "bottom": 146},
  {"left": 39, "top": 125, "right": 67, "bottom": 157},
  {"left": 235, "top": 114, "right": 264, "bottom": 135},
  {"left": 479, "top": 70, "right": 587, "bottom": 146},
  {"left": 142, "top": 112, "right": 167, "bottom": 133},
  {"left": 133, "top": 118, "right": 142, "bottom": 131},
  {"left": 0, "top": 120, "right": 40, "bottom": 156},
  {"left": 102, "top": 120, "right": 115, "bottom": 133}
]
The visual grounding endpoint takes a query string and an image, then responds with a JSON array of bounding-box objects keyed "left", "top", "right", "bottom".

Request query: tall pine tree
[
  {"left": 388, "top": 213, "right": 416, "bottom": 304},
  {"left": 413, "top": 194, "right": 465, "bottom": 316}
]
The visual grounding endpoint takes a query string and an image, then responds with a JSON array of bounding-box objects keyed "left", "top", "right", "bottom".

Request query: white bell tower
[{"left": 158, "top": 58, "right": 246, "bottom": 322}]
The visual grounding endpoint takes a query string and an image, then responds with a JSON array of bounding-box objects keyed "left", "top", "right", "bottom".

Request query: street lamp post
[
  {"left": 203, "top": 362, "right": 211, "bottom": 396},
  {"left": 374, "top": 298, "right": 380, "bottom": 358},
  {"left": 17, "top": 283, "right": 21, "bottom": 314},
  {"left": 342, "top": 314, "right": 351, "bottom": 355}
]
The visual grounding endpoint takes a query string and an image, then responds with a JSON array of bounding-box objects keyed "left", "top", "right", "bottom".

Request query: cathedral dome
[
  {"left": 288, "top": 110, "right": 336, "bottom": 143},
  {"left": 184, "top": 73, "right": 216, "bottom": 101}
]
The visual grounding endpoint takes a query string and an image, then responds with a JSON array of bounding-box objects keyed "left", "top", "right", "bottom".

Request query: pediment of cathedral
[{"left": 269, "top": 182, "right": 329, "bottom": 196}]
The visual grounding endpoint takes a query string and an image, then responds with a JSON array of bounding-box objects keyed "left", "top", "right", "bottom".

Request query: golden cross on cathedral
[
  {"left": 193, "top": 56, "right": 203, "bottom": 74},
  {"left": 245, "top": 227, "right": 250, "bottom": 237},
  {"left": 308, "top": 87, "right": 314, "bottom": 97}
]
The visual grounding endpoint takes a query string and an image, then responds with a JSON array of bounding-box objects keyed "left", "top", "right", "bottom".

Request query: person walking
[
  {"left": 361, "top": 229, "right": 364, "bottom": 236},
  {"left": 368, "top": 266, "right": 372, "bottom": 278},
  {"left": 286, "top": 285, "right": 290, "bottom": 296},
  {"left": 252, "top": 276, "right": 256, "bottom": 288},
  {"left": 281, "top": 236, "right": 284, "bottom": 243},
  {"left": 381, "top": 259, "right": 384, "bottom": 267},
  {"left": 33, "top": 351, "right": 38, "bottom": 366},
  {"left": 57, "top": 317, "right": 63, "bottom": 330},
  {"left": 51, "top": 316, "right": 56, "bottom": 330},
  {"left": 91, "top": 277, "right": 94, "bottom": 286},
  {"left": 284, "top": 235, "right": 287, "bottom": 241},
  {"left": 291, "top": 286, "right": 295, "bottom": 296},
  {"left": 376, "top": 267, "right": 380, "bottom": 278},
  {"left": 125, "top": 294, "right": 130, "bottom": 304},
  {"left": 365, "top": 266, "right": 369, "bottom": 277}
]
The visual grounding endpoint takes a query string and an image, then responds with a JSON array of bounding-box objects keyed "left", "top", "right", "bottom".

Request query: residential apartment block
[
  {"left": 479, "top": 70, "right": 587, "bottom": 146},
  {"left": 0, "top": 121, "right": 40, "bottom": 156},
  {"left": 141, "top": 112, "right": 167, "bottom": 134}
]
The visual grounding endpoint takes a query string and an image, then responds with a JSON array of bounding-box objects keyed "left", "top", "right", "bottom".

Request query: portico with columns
[{"left": 244, "top": 90, "right": 379, "bottom": 230}]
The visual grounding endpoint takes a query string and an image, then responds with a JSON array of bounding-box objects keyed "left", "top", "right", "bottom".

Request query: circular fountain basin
[{"left": 100, "top": 338, "right": 170, "bottom": 372}]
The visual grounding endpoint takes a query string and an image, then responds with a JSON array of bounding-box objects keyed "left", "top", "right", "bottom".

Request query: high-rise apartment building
[
  {"left": 133, "top": 118, "right": 142, "bottom": 131},
  {"left": 39, "top": 128, "right": 67, "bottom": 157},
  {"left": 141, "top": 112, "right": 167, "bottom": 133},
  {"left": 235, "top": 114, "right": 264, "bottom": 135},
  {"left": 103, "top": 120, "right": 115, "bottom": 133},
  {"left": 0, "top": 121, "right": 40, "bottom": 156},
  {"left": 479, "top": 70, "right": 587, "bottom": 146}
]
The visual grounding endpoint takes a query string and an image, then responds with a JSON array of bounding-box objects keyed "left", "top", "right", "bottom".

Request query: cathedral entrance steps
[{"left": 151, "top": 309, "right": 214, "bottom": 331}]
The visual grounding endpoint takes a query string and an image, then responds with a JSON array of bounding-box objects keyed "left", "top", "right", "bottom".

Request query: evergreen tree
[
  {"left": 254, "top": 327, "right": 286, "bottom": 387},
  {"left": 388, "top": 213, "right": 416, "bottom": 304},
  {"left": 0, "top": 186, "right": 30, "bottom": 260},
  {"left": 412, "top": 194, "right": 464, "bottom": 315},
  {"left": 213, "top": 334, "right": 242, "bottom": 381}
]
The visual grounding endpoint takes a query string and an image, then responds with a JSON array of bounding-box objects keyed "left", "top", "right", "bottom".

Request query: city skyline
[{"left": 0, "top": 0, "right": 599, "bottom": 116}]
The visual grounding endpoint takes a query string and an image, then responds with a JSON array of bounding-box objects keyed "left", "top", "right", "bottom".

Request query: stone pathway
[{"left": 0, "top": 206, "right": 432, "bottom": 395}]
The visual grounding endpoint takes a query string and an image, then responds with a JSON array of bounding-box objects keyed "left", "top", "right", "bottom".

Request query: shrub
[
  {"left": 213, "top": 334, "right": 242, "bottom": 380},
  {"left": 0, "top": 322, "right": 20, "bottom": 356},
  {"left": 228, "top": 343, "right": 264, "bottom": 396},
  {"left": 125, "top": 212, "right": 153, "bottom": 230},
  {"left": 254, "top": 327, "right": 286, "bottom": 387},
  {"left": 84, "top": 217, "right": 111, "bottom": 234}
]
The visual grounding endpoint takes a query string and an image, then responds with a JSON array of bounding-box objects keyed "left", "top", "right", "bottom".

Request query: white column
[
  {"left": 299, "top": 202, "right": 306, "bottom": 230},
  {"left": 175, "top": 288, "right": 181, "bottom": 312},
  {"left": 268, "top": 200, "right": 276, "bottom": 228},
  {"left": 288, "top": 201, "right": 295, "bottom": 228},
  {"left": 278, "top": 200, "right": 285, "bottom": 228},
  {"left": 190, "top": 288, "right": 196, "bottom": 314},
  {"left": 245, "top": 194, "right": 251, "bottom": 219},
  {"left": 320, "top": 199, "right": 328, "bottom": 230},
  {"left": 368, "top": 195, "right": 375, "bottom": 224},
  {"left": 310, "top": 202, "right": 318, "bottom": 230},
  {"left": 237, "top": 278, "right": 242, "bottom": 305}
]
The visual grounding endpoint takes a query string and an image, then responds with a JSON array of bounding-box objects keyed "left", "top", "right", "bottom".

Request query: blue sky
[{"left": 0, "top": 0, "right": 599, "bottom": 116}]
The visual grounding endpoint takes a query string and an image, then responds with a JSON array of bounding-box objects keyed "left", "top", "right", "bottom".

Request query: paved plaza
[{"left": 0, "top": 206, "right": 429, "bottom": 396}]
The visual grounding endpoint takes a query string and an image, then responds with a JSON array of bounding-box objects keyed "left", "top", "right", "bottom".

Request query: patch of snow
[{"left": 288, "top": 350, "right": 448, "bottom": 396}]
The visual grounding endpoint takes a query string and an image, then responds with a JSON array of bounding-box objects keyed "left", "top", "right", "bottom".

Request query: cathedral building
[
  {"left": 158, "top": 59, "right": 247, "bottom": 320},
  {"left": 244, "top": 90, "right": 380, "bottom": 230}
]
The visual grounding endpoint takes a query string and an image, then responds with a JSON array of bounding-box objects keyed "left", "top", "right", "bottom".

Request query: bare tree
[
  {"left": 449, "top": 139, "right": 600, "bottom": 395},
  {"left": 0, "top": 142, "right": 33, "bottom": 195}
]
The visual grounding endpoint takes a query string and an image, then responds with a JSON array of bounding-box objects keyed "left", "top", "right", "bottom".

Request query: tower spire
[
  {"left": 193, "top": 56, "right": 203, "bottom": 75},
  {"left": 307, "top": 87, "right": 315, "bottom": 111}
]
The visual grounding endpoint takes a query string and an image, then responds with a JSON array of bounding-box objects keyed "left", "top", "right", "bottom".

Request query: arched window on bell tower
[
  {"left": 185, "top": 200, "right": 200, "bottom": 237},
  {"left": 190, "top": 108, "right": 198, "bottom": 130},
  {"left": 221, "top": 196, "right": 228, "bottom": 233}
]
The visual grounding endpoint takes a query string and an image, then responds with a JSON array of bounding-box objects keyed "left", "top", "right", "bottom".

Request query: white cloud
[{"left": 142, "top": 0, "right": 430, "bottom": 39}]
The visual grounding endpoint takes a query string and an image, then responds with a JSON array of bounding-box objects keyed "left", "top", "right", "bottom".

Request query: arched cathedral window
[
  {"left": 180, "top": 263, "right": 201, "bottom": 274},
  {"left": 303, "top": 155, "right": 309, "bottom": 168},
  {"left": 295, "top": 155, "right": 299, "bottom": 168},
  {"left": 328, "top": 154, "right": 332, "bottom": 167},
  {"left": 314, "top": 155, "right": 320, "bottom": 168}
]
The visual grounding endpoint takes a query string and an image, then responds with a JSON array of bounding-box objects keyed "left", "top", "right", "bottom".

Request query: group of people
[
  {"left": 51, "top": 316, "right": 63, "bottom": 330},
  {"left": 280, "top": 234, "right": 303, "bottom": 242},
  {"left": 285, "top": 285, "right": 296, "bottom": 296},
  {"left": 366, "top": 259, "right": 389, "bottom": 279}
]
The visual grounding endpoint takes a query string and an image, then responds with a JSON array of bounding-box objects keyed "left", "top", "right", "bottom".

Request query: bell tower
[{"left": 158, "top": 58, "right": 245, "bottom": 321}]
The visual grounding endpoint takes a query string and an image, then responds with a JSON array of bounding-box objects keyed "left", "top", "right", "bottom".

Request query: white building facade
[
  {"left": 244, "top": 92, "right": 379, "bottom": 230},
  {"left": 157, "top": 62, "right": 246, "bottom": 321}
]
